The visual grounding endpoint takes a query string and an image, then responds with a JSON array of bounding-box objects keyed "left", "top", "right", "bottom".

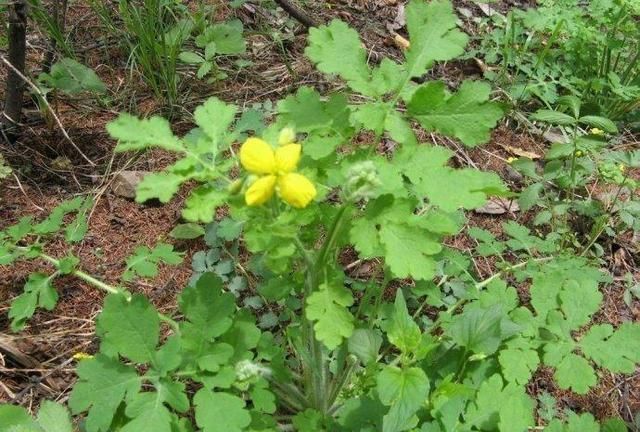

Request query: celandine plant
[{"left": 1, "top": 1, "right": 640, "bottom": 431}]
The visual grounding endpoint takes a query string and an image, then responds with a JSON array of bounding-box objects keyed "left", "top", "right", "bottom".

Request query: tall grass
[{"left": 89, "top": 0, "right": 193, "bottom": 114}]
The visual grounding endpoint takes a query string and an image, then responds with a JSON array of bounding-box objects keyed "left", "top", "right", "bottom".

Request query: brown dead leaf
[
  {"left": 474, "top": 197, "right": 520, "bottom": 215},
  {"left": 498, "top": 144, "right": 542, "bottom": 160}
]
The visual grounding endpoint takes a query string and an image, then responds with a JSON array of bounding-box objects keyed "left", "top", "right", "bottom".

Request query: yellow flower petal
[
  {"left": 278, "top": 173, "right": 317, "bottom": 208},
  {"left": 240, "top": 138, "right": 276, "bottom": 174},
  {"left": 275, "top": 144, "right": 302, "bottom": 173},
  {"left": 245, "top": 175, "right": 277, "bottom": 206}
]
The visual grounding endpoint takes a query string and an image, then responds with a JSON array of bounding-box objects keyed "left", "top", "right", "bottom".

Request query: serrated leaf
[
  {"left": 553, "top": 353, "right": 596, "bottom": 394},
  {"left": 404, "top": 0, "right": 468, "bottom": 77},
  {"left": 36, "top": 401, "right": 73, "bottom": 432},
  {"left": 135, "top": 172, "right": 184, "bottom": 203},
  {"left": 194, "top": 390, "right": 251, "bottom": 432},
  {"left": 498, "top": 346, "right": 539, "bottom": 385},
  {"left": 9, "top": 272, "right": 57, "bottom": 331},
  {"left": 179, "top": 51, "right": 204, "bottom": 64},
  {"left": 306, "top": 283, "right": 355, "bottom": 350},
  {"left": 41, "top": 58, "right": 106, "bottom": 95},
  {"left": 530, "top": 109, "right": 576, "bottom": 126},
  {"left": 182, "top": 185, "right": 226, "bottom": 223},
  {"left": 580, "top": 323, "right": 640, "bottom": 373},
  {"left": 69, "top": 355, "right": 141, "bottom": 432},
  {"left": 579, "top": 115, "right": 618, "bottom": 133},
  {"left": 379, "top": 223, "right": 441, "bottom": 280},
  {"left": 377, "top": 365, "right": 429, "bottom": 432},
  {"left": 387, "top": 291, "right": 422, "bottom": 354},
  {"left": 122, "top": 243, "right": 183, "bottom": 281},
  {"left": 305, "top": 20, "right": 373, "bottom": 95},
  {"left": 108, "top": 114, "right": 183, "bottom": 152},
  {"left": 121, "top": 392, "right": 173, "bottom": 432},
  {"left": 97, "top": 294, "right": 160, "bottom": 363},
  {"left": 193, "top": 97, "right": 237, "bottom": 148},
  {"left": 465, "top": 374, "right": 534, "bottom": 432},
  {"left": 408, "top": 80, "right": 503, "bottom": 146},
  {"left": 170, "top": 223, "right": 205, "bottom": 239},
  {"left": 448, "top": 304, "right": 506, "bottom": 356},
  {"left": 348, "top": 328, "right": 383, "bottom": 364},
  {"left": 0, "top": 405, "right": 37, "bottom": 431}
]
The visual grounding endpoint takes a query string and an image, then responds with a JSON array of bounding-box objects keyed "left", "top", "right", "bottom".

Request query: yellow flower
[
  {"left": 591, "top": 128, "right": 604, "bottom": 136},
  {"left": 240, "top": 137, "right": 317, "bottom": 208},
  {"left": 575, "top": 150, "right": 583, "bottom": 157},
  {"left": 507, "top": 157, "right": 517, "bottom": 164},
  {"left": 72, "top": 352, "right": 94, "bottom": 361},
  {"left": 619, "top": 163, "right": 626, "bottom": 172}
]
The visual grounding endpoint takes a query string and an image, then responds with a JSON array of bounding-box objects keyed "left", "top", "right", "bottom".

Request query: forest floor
[{"left": 0, "top": 0, "right": 639, "bottom": 425}]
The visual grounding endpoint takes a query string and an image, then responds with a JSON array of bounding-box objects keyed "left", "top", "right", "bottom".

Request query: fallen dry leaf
[{"left": 474, "top": 197, "right": 520, "bottom": 215}]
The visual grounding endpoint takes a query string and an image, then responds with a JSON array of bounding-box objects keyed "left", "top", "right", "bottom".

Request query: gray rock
[{"left": 111, "top": 170, "right": 148, "bottom": 199}]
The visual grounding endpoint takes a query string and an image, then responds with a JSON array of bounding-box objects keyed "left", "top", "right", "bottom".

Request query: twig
[
  {"left": 273, "top": 0, "right": 320, "bottom": 28},
  {"left": 0, "top": 54, "right": 96, "bottom": 166}
]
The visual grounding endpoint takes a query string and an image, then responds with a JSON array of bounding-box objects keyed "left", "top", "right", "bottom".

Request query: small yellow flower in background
[
  {"left": 575, "top": 150, "right": 583, "bottom": 157},
  {"left": 239, "top": 136, "right": 317, "bottom": 208},
  {"left": 507, "top": 157, "right": 517, "bottom": 164},
  {"left": 72, "top": 352, "right": 94, "bottom": 361},
  {"left": 619, "top": 163, "right": 626, "bottom": 172},
  {"left": 591, "top": 128, "right": 604, "bottom": 136}
]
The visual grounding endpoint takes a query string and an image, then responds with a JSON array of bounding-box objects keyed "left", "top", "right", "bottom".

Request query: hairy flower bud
[
  {"left": 235, "top": 360, "right": 271, "bottom": 381},
  {"left": 345, "top": 161, "right": 381, "bottom": 201}
]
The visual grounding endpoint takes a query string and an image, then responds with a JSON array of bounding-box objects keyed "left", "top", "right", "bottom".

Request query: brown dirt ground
[{"left": 1, "top": 0, "right": 639, "bottom": 427}]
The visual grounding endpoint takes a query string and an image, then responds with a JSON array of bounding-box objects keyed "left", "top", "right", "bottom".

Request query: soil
[{"left": 1, "top": 0, "right": 639, "bottom": 427}]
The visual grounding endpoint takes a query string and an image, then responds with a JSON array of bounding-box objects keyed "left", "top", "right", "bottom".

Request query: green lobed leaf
[
  {"left": 69, "top": 355, "right": 141, "bottom": 432},
  {"left": 96, "top": 294, "right": 160, "bottom": 363},
  {"left": 193, "top": 97, "right": 237, "bottom": 149},
  {"left": 40, "top": 58, "right": 106, "bottom": 95},
  {"left": 305, "top": 20, "right": 373, "bottom": 95},
  {"left": 135, "top": 172, "right": 184, "bottom": 204},
  {"left": 121, "top": 392, "right": 173, "bottom": 432},
  {"left": 122, "top": 243, "right": 183, "bottom": 281},
  {"left": 9, "top": 272, "right": 58, "bottom": 332},
  {"left": 181, "top": 185, "right": 227, "bottom": 223},
  {"left": 108, "top": 114, "right": 183, "bottom": 152},
  {"left": 193, "top": 389, "right": 251, "bottom": 432},
  {"left": 306, "top": 282, "right": 355, "bottom": 350},
  {"left": 404, "top": 0, "right": 469, "bottom": 78},
  {"left": 408, "top": 80, "right": 503, "bottom": 146},
  {"left": 36, "top": 401, "right": 73, "bottom": 432},
  {"left": 579, "top": 323, "right": 640, "bottom": 374}
]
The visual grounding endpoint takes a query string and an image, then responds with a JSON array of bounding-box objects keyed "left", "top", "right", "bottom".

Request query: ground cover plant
[{"left": 1, "top": 0, "right": 639, "bottom": 431}]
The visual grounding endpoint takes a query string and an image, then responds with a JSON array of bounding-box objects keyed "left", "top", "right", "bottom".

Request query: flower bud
[
  {"left": 227, "top": 178, "right": 244, "bottom": 194},
  {"left": 235, "top": 360, "right": 271, "bottom": 381},
  {"left": 278, "top": 127, "right": 296, "bottom": 146},
  {"left": 590, "top": 128, "right": 604, "bottom": 136},
  {"left": 345, "top": 161, "right": 381, "bottom": 201}
]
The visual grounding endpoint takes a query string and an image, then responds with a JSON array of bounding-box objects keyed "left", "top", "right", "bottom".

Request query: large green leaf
[
  {"left": 408, "top": 80, "right": 503, "bottom": 146},
  {"left": 194, "top": 390, "right": 252, "bottom": 432},
  {"left": 377, "top": 366, "right": 430, "bottom": 432},
  {"left": 69, "top": 355, "right": 141, "bottom": 432},
  {"left": 404, "top": 0, "right": 468, "bottom": 78},
  {"left": 96, "top": 294, "right": 160, "bottom": 363}
]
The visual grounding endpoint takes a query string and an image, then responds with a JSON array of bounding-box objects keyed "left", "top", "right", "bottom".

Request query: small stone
[{"left": 111, "top": 170, "right": 148, "bottom": 199}]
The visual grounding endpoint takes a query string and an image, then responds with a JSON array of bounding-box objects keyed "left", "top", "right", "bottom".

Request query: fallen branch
[{"left": 273, "top": 0, "right": 319, "bottom": 28}]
